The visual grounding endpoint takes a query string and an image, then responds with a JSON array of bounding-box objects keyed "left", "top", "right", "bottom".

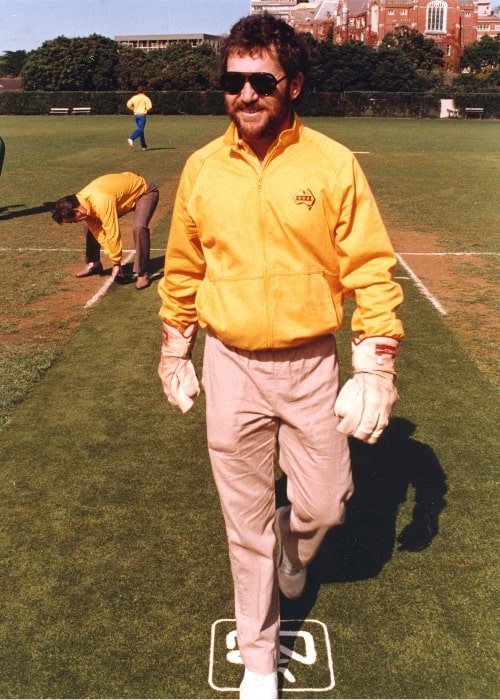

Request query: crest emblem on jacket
[{"left": 294, "top": 188, "right": 316, "bottom": 210}]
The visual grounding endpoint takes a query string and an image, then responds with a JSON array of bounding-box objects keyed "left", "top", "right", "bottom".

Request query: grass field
[{"left": 0, "top": 115, "right": 499, "bottom": 699}]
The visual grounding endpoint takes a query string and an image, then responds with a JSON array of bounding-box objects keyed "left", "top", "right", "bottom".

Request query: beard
[{"left": 226, "top": 91, "right": 294, "bottom": 146}]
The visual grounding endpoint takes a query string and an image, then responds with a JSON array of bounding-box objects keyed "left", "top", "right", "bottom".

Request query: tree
[
  {"left": 372, "top": 46, "right": 423, "bottom": 91},
  {"left": 81, "top": 34, "right": 120, "bottom": 90},
  {"left": 148, "top": 44, "right": 220, "bottom": 90},
  {"left": 305, "top": 37, "right": 378, "bottom": 92},
  {"left": 21, "top": 36, "right": 72, "bottom": 90},
  {"left": 0, "top": 50, "right": 28, "bottom": 77},
  {"left": 453, "top": 65, "right": 500, "bottom": 91},
  {"left": 20, "top": 35, "right": 119, "bottom": 90},
  {"left": 381, "top": 26, "right": 444, "bottom": 71},
  {"left": 115, "top": 46, "right": 150, "bottom": 90},
  {"left": 459, "top": 35, "right": 500, "bottom": 73},
  {"left": 304, "top": 36, "right": 339, "bottom": 91},
  {"left": 336, "top": 41, "right": 379, "bottom": 91}
]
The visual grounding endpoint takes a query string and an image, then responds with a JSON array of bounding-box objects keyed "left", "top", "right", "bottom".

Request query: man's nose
[{"left": 239, "top": 79, "right": 259, "bottom": 101}]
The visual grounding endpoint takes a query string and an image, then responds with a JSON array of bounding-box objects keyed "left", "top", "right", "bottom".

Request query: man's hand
[
  {"left": 158, "top": 322, "right": 199, "bottom": 413},
  {"left": 334, "top": 337, "right": 399, "bottom": 444}
]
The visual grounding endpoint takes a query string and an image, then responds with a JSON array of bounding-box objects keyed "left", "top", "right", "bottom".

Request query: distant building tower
[{"left": 250, "top": 0, "right": 298, "bottom": 20}]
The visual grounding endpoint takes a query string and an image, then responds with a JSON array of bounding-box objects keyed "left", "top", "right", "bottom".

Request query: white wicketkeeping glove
[
  {"left": 158, "top": 322, "right": 200, "bottom": 413},
  {"left": 334, "top": 337, "right": 399, "bottom": 444}
]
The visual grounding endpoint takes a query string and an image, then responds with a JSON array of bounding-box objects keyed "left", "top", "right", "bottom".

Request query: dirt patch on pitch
[{"left": 390, "top": 229, "right": 498, "bottom": 385}]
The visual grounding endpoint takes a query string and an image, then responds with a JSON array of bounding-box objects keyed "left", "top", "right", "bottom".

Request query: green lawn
[{"left": 0, "top": 115, "right": 498, "bottom": 698}]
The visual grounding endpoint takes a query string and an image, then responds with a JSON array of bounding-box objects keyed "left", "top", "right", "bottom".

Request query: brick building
[
  {"left": 332, "top": 0, "right": 477, "bottom": 70},
  {"left": 260, "top": 0, "right": 500, "bottom": 72}
]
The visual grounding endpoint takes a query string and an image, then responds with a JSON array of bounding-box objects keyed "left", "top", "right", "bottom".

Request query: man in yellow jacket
[
  {"left": 52, "top": 172, "right": 158, "bottom": 290},
  {"left": 158, "top": 14, "right": 404, "bottom": 699},
  {"left": 126, "top": 85, "right": 152, "bottom": 150}
]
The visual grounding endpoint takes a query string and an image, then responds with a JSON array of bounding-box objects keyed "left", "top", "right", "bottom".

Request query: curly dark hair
[
  {"left": 220, "top": 13, "right": 310, "bottom": 79},
  {"left": 52, "top": 194, "right": 79, "bottom": 224}
]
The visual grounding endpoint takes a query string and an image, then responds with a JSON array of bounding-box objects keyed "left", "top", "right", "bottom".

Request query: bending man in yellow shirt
[{"left": 52, "top": 171, "right": 159, "bottom": 290}]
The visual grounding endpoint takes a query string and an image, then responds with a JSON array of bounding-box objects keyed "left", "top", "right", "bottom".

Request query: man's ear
[{"left": 289, "top": 72, "right": 304, "bottom": 101}]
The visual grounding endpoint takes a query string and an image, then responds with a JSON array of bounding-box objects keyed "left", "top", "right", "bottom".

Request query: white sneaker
[
  {"left": 127, "top": 138, "right": 133, "bottom": 148},
  {"left": 240, "top": 668, "right": 278, "bottom": 700}
]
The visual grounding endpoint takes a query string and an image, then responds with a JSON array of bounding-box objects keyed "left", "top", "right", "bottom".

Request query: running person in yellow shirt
[{"left": 126, "top": 86, "right": 152, "bottom": 151}]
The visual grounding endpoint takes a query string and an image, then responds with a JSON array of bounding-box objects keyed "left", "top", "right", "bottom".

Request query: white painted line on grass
[
  {"left": 398, "top": 251, "right": 500, "bottom": 256},
  {"left": 3, "top": 247, "right": 497, "bottom": 256},
  {"left": 0, "top": 247, "right": 167, "bottom": 252},
  {"left": 0, "top": 247, "right": 87, "bottom": 252},
  {"left": 396, "top": 253, "right": 447, "bottom": 316},
  {"left": 84, "top": 251, "right": 135, "bottom": 309}
]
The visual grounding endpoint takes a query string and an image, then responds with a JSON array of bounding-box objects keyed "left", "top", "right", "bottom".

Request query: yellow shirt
[
  {"left": 77, "top": 172, "right": 148, "bottom": 264},
  {"left": 159, "top": 118, "right": 404, "bottom": 349},
  {"left": 126, "top": 93, "right": 152, "bottom": 115}
]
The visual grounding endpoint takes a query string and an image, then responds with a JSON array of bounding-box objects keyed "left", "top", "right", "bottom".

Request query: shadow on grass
[
  {"left": 118, "top": 255, "right": 164, "bottom": 280},
  {"left": 277, "top": 416, "right": 448, "bottom": 619},
  {"left": 0, "top": 201, "right": 55, "bottom": 220},
  {"left": 56, "top": 254, "right": 164, "bottom": 290}
]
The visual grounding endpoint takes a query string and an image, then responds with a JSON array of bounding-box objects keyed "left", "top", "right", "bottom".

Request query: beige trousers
[{"left": 202, "top": 331, "right": 353, "bottom": 675}]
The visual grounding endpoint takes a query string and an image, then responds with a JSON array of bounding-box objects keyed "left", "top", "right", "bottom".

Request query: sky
[{"left": 0, "top": 0, "right": 252, "bottom": 53}]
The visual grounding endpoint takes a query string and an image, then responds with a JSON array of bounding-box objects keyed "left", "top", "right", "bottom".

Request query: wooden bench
[
  {"left": 465, "top": 107, "right": 484, "bottom": 119},
  {"left": 49, "top": 107, "right": 70, "bottom": 115},
  {"left": 72, "top": 106, "right": 91, "bottom": 115},
  {"left": 447, "top": 107, "right": 460, "bottom": 118}
]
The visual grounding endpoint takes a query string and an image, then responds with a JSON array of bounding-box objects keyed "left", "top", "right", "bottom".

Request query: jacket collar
[{"left": 224, "top": 115, "right": 302, "bottom": 157}]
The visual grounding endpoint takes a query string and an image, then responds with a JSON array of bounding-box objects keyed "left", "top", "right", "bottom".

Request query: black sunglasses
[{"left": 220, "top": 72, "right": 287, "bottom": 96}]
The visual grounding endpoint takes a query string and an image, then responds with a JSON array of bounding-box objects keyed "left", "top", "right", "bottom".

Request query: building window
[
  {"left": 401, "top": 9, "right": 408, "bottom": 14},
  {"left": 426, "top": 0, "right": 447, "bottom": 32},
  {"left": 388, "top": 9, "right": 395, "bottom": 14}
]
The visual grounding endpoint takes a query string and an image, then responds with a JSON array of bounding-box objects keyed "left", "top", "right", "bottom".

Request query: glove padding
[
  {"left": 158, "top": 322, "right": 199, "bottom": 413},
  {"left": 334, "top": 337, "right": 399, "bottom": 444}
]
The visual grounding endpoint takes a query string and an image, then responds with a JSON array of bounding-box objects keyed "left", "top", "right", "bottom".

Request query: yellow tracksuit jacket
[
  {"left": 76, "top": 172, "right": 148, "bottom": 264},
  {"left": 159, "top": 117, "right": 404, "bottom": 350}
]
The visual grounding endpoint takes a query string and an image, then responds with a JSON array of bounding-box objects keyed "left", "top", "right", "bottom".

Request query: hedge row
[{"left": 0, "top": 90, "right": 499, "bottom": 118}]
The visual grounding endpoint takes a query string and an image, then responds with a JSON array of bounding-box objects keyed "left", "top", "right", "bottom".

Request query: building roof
[
  {"left": 344, "top": 0, "right": 369, "bottom": 13},
  {"left": 114, "top": 33, "right": 221, "bottom": 41},
  {"left": 290, "top": 0, "right": 338, "bottom": 19},
  {"left": 314, "top": 1, "right": 340, "bottom": 19}
]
